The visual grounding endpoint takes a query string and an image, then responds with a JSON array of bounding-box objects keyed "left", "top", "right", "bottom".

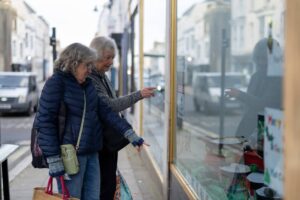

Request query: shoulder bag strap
[{"left": 75, "top": 90, "right": 86, "bottom": 150}]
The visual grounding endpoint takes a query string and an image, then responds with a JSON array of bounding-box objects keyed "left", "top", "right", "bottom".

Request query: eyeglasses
[{"left": 84, "top": 62, "right": 94, "bottom": 70}]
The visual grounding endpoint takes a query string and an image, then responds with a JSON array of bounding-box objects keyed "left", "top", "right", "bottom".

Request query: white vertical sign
[
  {"left": 267, "top": 41, "right": 283, "bottom": 77},
  {"left": 264, "top": 108, "right": 284, "bottom": 196}
]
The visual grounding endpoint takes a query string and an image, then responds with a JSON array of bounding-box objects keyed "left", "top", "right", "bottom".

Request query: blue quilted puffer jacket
[{"left": 36, "top": 70, "right": 132, "bottom": 157}]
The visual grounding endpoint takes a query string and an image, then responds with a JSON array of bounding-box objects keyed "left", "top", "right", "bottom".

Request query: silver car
[
  {"left": 0, "top": 72, "right": 39, "bottom": 115},
  {"left": 192, "top": 72, "right": 247, "bottom": 114}
]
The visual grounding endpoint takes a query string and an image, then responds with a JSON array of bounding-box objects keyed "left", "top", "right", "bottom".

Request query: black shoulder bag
[
  {"left": 102, "top": 118, "right": 130, "bottom": 152},
  {"left": 31, "top": 101, "right": 66, "bottom": 168},
  {"left": 101, "top": 77, "right": 129, "bottom": 152}
]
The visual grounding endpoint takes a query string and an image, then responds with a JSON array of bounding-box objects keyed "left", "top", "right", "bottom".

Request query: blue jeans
[{"left": 57, "top": 152, "right": 100, "bottom": 200}]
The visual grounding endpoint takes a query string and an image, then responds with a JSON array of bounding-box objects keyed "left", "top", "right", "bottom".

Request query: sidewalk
[{"left": 9, "top": 145, "right": 163, "bottom": 200}]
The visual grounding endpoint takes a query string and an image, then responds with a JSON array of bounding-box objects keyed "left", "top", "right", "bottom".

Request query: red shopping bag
[{"left": 33, "top": 176, "right": 78, "bottom": 200}]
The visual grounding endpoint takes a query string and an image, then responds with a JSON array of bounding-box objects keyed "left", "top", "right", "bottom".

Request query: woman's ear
[{"left": 73, "top": 61, "right": 78, "bottom": 67}]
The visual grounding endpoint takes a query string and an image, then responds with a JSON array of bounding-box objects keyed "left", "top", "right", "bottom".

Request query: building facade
[
  {"left": 0, "top": 0, "right": 14, "bottom": 71},
  {"left": 231, "top": 0, "right": 285, "bottom": 74},
  {"left": 0, "top": 0, "right": 52, "bottom": 81},
  {"left": 178, "top": 1, "right": 231, "bottom": 74},
  {"left": 98, "top": 0, "right": 299, "bottom": 199}
]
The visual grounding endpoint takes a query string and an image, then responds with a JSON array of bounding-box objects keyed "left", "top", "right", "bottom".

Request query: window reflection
[
  {"left": 175, "top": 0, "right": 285, "bottom": 199},
  {"left": 143, "top": 0, "right": 166, "bottom": 172}
]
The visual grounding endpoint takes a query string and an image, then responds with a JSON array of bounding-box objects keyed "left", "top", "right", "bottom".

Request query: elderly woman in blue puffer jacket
[{"left": 35, "top": 43, "right": 146, "bottom": 200}]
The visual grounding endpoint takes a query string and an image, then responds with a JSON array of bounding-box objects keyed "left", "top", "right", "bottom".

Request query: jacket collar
[
  {"left": 91, "top": 69, "right": 105, "bottom": 78},
  {"left": 56, "top": 69, "right": 91, "bottom": 87}
]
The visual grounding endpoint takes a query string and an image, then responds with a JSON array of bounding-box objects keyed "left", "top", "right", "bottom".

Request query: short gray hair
[
  {"left": 54, "top": 43, "right": 97, "bottom": 74},
  {"left": 89, "top": 36, "right": 117, "bottom": 61}
]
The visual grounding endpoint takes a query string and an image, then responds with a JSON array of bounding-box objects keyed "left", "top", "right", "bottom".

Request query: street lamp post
[{"left": 219, "top": 29, "right": 229, "bottom": 155}]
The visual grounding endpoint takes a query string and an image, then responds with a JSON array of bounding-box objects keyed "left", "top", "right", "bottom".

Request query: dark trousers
[{"left": 99, "top": 147, "right": 118, "bottom": 200}]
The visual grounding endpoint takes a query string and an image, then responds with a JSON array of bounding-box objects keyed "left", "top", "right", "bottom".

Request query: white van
[
  {"left": 192, "top": 72, "right": 247, "bottom": 113},
  {"left": 0, "top": 72, "right": 39, "bottom": 115}
]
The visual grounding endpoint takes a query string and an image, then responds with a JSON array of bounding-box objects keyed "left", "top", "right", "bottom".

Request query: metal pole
[
  {"left": 0, "top": 114, "right": 2, "bottom": 200},
  {"left": 2, "top": 160, "right": 9, "bottom": 200},
  {"left": 219, "top": 29, "right": 228, "bottom": 155}
]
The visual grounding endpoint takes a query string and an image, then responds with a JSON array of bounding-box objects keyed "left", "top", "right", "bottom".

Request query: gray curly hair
[
  {"left": 54, "top": 43, "right": 97, "bottom": 74},
  {"left": 89, "top": 36, "right": 117, "bottom": 61}
]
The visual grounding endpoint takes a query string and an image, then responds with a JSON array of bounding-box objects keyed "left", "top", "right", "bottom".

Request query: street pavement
[{"left": 8, "top": 143, "right": 163, "bottom": 200}]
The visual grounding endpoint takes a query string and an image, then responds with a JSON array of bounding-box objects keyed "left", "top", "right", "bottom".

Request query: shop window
[
  {"left": 12, "top": 19, "right": 17, "bottom": 31},
  {"left": 240, "top": 25, "right": 244, "bottom": 48},
  {"left": 12, "top": 40, "right": 16, "bottom": 57},
  {"left": 259, "top": 16, "right": 265, "bottom": 38},
  {"left": 20, "top": 43, "right": 23, "bottom": 58},
  {"left": 25, "top": 33, "right": 29, "bottom": 48},
  {"left": 143, "top": 0, "right": 166, "bottom": 172},
  {"left": 174, "top": 0, "right": 285, "bottom": 199},
  {"left": 31, "top": 35, "right": 34, "bottom": 49}
]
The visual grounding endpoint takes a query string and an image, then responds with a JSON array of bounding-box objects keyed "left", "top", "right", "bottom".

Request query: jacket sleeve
[
  {"left": 97, "top": 97, "right": 133, "bottom": 135},
  {"left": 99, "top": 90, "right": 142, "bottom": 112},
  {"left": 90, "top": 74, "right": 143, "bottom": 112},
  {"left": 36, "top": 74, "right": 64, "bottom": 157}
]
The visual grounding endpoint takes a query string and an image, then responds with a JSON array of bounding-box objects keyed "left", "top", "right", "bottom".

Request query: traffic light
[
  {"left": 50, "top": 36, "right": 56, "bottom": 46},
  {"left": 50, "top": 27, "right": 57, "bottom": 62}
]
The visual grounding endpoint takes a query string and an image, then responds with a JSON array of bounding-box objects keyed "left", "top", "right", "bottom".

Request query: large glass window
[
  {"left": 143, "top": 0, "right": 166, "bottom": 172},
  {"left": 175, "top": 0, "right": 285, "bottom": 199},
  {"left": 122, "top": 10, "right": 140, "bottom": 99},
  {"left": 133, "top": 12, "right": 140, "bottom": 91}
]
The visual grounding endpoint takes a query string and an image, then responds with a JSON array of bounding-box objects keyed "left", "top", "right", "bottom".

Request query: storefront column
[
  {"left": 284, "top": 0, "right": 300, "bottom": 199},
  {"left": 138, "top": 0, "right": 144, "bottom": 136},
  {"left": 165, "top": 0, "right": 177, "bottom": 198}
]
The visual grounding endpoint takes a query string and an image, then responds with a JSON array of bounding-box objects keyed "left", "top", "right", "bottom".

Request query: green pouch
[{"left": 60, "top": 144, "right": 79, "bottom": 175}]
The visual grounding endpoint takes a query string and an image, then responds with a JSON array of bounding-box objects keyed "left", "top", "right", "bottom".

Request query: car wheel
[
  {"left": 200, "top": 101, "right": 210, "bottom": 114},
  {"left": 26, "top": 102, "right": 34, "bottom": 116},
  {"left": 193, "top": 98, "right": 200, "bottom": 111},
  {"left": 34, "top": 101, "right": 38, "bottom": 113}
]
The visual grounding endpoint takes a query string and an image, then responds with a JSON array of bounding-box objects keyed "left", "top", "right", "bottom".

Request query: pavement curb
[
  {"left": 9, "top": 154, "right": 31, "bottom": 182},
  {"left": 7, "top": 140, "right": 31, "bottom": 182}
]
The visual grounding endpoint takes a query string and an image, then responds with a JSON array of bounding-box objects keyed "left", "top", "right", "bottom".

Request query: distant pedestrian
[
  {"left": 89, "top": 36, "right": 154, "bottom": 200},
  {"left": 35, "top": 42, "right": 147, "bottom": 200}
]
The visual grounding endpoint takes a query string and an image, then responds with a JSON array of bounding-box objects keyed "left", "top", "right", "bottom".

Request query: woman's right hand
[
  {"left": 135, "top": 140, "right": 150, "bottom": 152},
  {"left": 47, "top": 155, "right": 65, "bottom": 177},
  {"left": 124, "top": 130, "right": 150, "bottom": 152},
  {"left": 140, "top": 87, "right": 156, "bottom": 98}
]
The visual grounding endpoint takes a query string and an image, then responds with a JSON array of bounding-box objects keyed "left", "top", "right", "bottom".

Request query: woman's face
[
  {"left": 74, "top": 62, "right": 93, "bottom": 84},
  {"left": 96, "top": 50, "right": 115, "bottom": 73}
]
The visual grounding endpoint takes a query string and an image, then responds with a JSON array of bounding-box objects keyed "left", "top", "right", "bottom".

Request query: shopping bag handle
[
  {"left": 45, "top": 176, "right": 70, "bottom": 200},
  {"left": 45, "top": 177, "right": 53, "bottom": 195}
]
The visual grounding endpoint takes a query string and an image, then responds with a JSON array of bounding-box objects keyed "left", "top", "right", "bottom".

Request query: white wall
[{"left": 10, "top": 0, "right": 51, "bottom": 80}]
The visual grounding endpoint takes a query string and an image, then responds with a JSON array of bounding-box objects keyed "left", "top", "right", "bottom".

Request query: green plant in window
[{"left": 264, "top": 168, "right": 271, "bottom": 185}]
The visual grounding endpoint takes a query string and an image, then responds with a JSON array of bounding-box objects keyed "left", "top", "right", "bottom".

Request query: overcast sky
[
  {"left": 24, "top": 0, "right": 200, "bottom": 49},
  {"left": 25, "top": 0, "right": 106, "bottom": 48}
]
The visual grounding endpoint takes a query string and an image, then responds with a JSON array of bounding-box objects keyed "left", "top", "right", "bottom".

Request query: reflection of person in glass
[{"left": 225, "top": 38, "right": 282, "bottom": 139}]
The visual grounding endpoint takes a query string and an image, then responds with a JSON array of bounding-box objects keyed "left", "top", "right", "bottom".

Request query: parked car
[
  {"left": 192, "top": 72, "right": 247, "bottom": 114},
  {"left": 0, "top": 72, "right": 39, "bottom": 115}
]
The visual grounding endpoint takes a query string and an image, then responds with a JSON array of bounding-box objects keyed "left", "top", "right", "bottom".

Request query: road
[
  {"left": 182, "top": 86, "right": 244, "bottom": 137},
  {"left": 0, "top": 113, "right": 34, "bottom": 144},
  {"left": 0, "top": 81, "right": 44, "bottom": 145}
]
